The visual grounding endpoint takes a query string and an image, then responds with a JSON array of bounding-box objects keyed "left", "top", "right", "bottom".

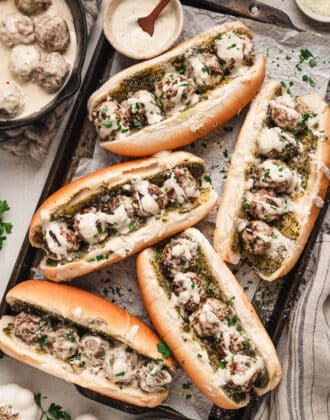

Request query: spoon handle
[{"left": 147, "top": 0, "right": 171, "bottom": 20}]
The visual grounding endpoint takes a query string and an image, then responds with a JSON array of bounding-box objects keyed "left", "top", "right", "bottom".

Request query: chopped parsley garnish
[
  {"left": 201, "top": 66, "right": 208, "bottom": 73},
  {"left": 191, "top": 282, "right": 196, "bottom": 289},
  {"left": 302, "top": 75, "right": 316, "bottom": 87},
  {"left": 157, "top": 342, "right": 172, "bottom": 358},
  {"left": 197, "top": 353, "right": 203, "bottom": 358},
  {"left": 96, "top": 254, "right": 106, "bottom": 261},
  {"left": 227, "top": 43, "right": 237, "bottom": 49},
  {"left": 102, "top": 120, "right": 113, "bottom": 128},
  {"left": 204, "top": 175, "right": 212, "bottom": 184},
  {"left": 34, "top": 393, "right": 72, "bottom": 420},
  {"left": 242, "top": 339, "right": 249, "bottom": 346},
  {"left": 125, "top": 248, "right": 131, "bottom": 253},
  {"left": 218, "top": 360, "right": 226, "bottom": 369},
  {"left": 0, "top": 200, "right": 13, "bottom": 251},
  {"left": 215, "top": 34, "right": 222, "bottom": 40},
  {"left": 134, "top": 119, "right": 145, "bottom": 128},
  {"left": 101, "top": 107, "right": 109, "bottom": 114},
  {"left": 38, "top": 335, "right": 47, "bottom": 346},
  {"left": 65, "top": 332, "right": 75, "bottom": 341},
  {"left": 135, "top": 102, "right": 140, "bottom": 110},
  {"left": 309, "top": 58, "right": 317, "bottom": 68},
  {"left": 299, "top": 48, "right": 313, "bottom": 61},
  {"left": 115, "top": 371, "right": 126, "bottom": 377},
  {"left": 128, "top": 222, "right": 136, "bottom": 232},
  {"left": 109, "top": 358, "right": 114, "bottom": 367},
  {"left": 228, "top": 316, "right": 238, "bottom": 327}
]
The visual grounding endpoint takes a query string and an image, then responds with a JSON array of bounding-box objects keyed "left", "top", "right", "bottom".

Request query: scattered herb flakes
[
  {"left": 0, "top": 200, "right": 13, "bottom": 251},
  {"left": 182, "top": 381, "right": 191, "bottom": 389},
  {"left": 34, "top": 393, "right": 72, "bottom": 420},
  {"left": 204, "top": 175, "right": 212, "bottom": 184},
  {"left": 301, "top": 277, "right": 308, "bottom": 285},
  {"left": 128, "top": 221, "right": 136, "bottom": 232},
  {"left": 185, "top": 394, "right": 192, "bottom": 400},
  {"left": 223, "top": 149, "right": 229, "bottom": 159},
  {"left": 218, "top": 360, "right": 226, "bottom": 369},
  {"left": 302, "top": 75, "right": 316, "bottom": 87},
  {"left": 197, "top": 353, "right": 203, "bottom": 358},
  {"left": 157, "top": 342, "right": 172, "bottom": 358},
  {"left": 102, "top": 121, "right": 113, "bottom": 128}
]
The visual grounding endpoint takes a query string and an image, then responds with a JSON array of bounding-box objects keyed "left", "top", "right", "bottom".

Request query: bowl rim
[
  {"left": 0, "top": 0, "right": 88, "bottom": 131},
  {"left": 103, "top": 0, "right": 184, "bottom": 60},
  {"left": 294, "top": 0, "right": 330, "bottom": 23}
]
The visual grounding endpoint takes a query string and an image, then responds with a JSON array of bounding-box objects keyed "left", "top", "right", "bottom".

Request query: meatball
[
  {"left": 13, "top": 312, "right": 45, "bottom": 345},
  {"left": 92, "top": 100, "right": 130, "bottom": 141},
  {"left": 138, "top": 361, "right": 172, "bottom": 393},
  {"left": 33, "top": 52, "right": 70, "bottom": 93},
  {"left": 257, "top": 127, "right": 299, "bottom": 160},
  {"left": 189, "top": 298, "right": 234, "bottom": 338},
  {"left": 14, "top": 0, "right": 51, "bottom": 14},
  {"left": 154, "top": 73, "right": 198, "bottom": 112},
  {"left": 101, "top": 194, "right": 134, "bottom": 219},
  {"left": 244, "top": 189, "right": 289, "bottom": 222},
  {"left": 186, "top": 52, "right": 224, "bottom": 88},
  {"left": 123, "top": 90, "right": 163, "bottom": 127},
  {"left": 43, "top": 220, "right": 79, "bottom": 260},
  {"left": 49, "top": 326, "right": 79, "bottom": 361},
  {"left": 104, "top": 345, "right": 138, "bottom": 384},
  {"left": 35, "top": 15, "right": 70, "bottom": 52},
  {"left": 160, "top": 237, "right": 199, "bottom": 278},
  {"left": 79, "top": 335, "right": 110, "bottom": 368},
  {"left": 74, "top": 208, "right": 109, "bottom": 245},
  {"left": 163, "top": 167, "right": 199, "bottom": 204},
  {"left": 9, "top": 45, "right": 40, "bottom": 81},
  {"left": 224, "top": 354, "right": 265, "bottom": 392},
  {"left": 0, "top": 81, "right": 25, "bottom": 118},
  {"left": 214, "top": 31, "right": 254, "bottom": 73},
  {"left": 133, "top": 182, "right": 168, "bottom": 217},
  {"left": 270, "top": 94, "right": 309, "bottom": 132},
  {"left": 254, "top": 160, "right": 296, "bottom": 193},
  {"left": 241, "top": 220, "right": 273, "bottom": 255},
  {"left": 214, "top": 329, "right": 250, "bottom": 360},
  {"left": 0, "top": 13, "right": 35, "bottom": 47},
  {"left": 172, "top": 272, "right": 207, "bottom": 312}
]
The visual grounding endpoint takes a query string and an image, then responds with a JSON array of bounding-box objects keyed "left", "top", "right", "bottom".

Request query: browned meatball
[
  {"left": 163, "top": 167, "right": 199, "bottom": 204},
  {"left": 257, "top": 127, "right": 299, "bottom": 161},
  {"left": 186, "top": 52, "right": 224, "bottom": 88},
  {"left": 79, "top": 334, "right": 110, "bottom": 368},
  {"left": 189, "top": 298, "right": 234, "bottom": 337},
  {"left": 92, "top": 100, "right": 130, "bottom": 142},
  {"left": 35, "top": 15, "right": 70, "bottom": 52},
  {"left": 49, "top": 326, "right": 79, "bottom": 361},
  {"left": 244, "top": 189, "right": 289, "bottom": 222},
  {"left": 101, "top": 194, "right": 134, "bottom": 219},
  {"left": 155, "top": 73, "right": 198, "bottom": 112},
  {"left": 73, "top": 207, "right": 108, "bottom": 245},
  {"left": 103, "top": 345, "right": 138, "bottom": 384},
  {"left": 13, "top": 312, "right": 45, "bottom": 344},
  {"left": 133, "top": 183, "right": 168, "bottom": 217},
  {"left": 172, "top": 272, "right": 207, "bottom": 312},
  {"left": 14, "top": 0, "right": 51, "bottom": 14},
  {"left": 160, "top": 237, "right": 199, "bottom": 278},
  {"left": 254, "top": 160, "right": 295, "bottom": 193},
  {"left": 43, "top": 220, "right": 79, "bottom": 260},
  {"left": 270, "top": 94, "right": 310, "bottom": 132},
  {"left": 137, "top": 361, "right": 172, "bottom": 393},
  {"left": 241, "top": 220, "right": 273, "bottom": 255},
  {"left": 33, "top": 52, "right": 70, "bottom": 93},
  {"left": 226, "top": 359, "right": 263, "bottom": 392},
  {"left": 123, "top": 90, "right": 163, "bottom": 127},
  {"left": 0, "top": 13, "right": 35, "bottom": 47}
]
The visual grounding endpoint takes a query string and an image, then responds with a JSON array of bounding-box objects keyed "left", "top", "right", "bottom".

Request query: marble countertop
[{"left": 0, "top": 1, "right": 329, "bottom": 419}]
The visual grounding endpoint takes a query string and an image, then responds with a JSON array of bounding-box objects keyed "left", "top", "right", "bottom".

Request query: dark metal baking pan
[{"left": 1, "top": 1, "right": 329, "bottom": 419}]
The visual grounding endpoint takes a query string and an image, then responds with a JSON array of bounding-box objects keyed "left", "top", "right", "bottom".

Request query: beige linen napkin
[{"left": 253, "top": 219, "right": 330, "bottom": 420}]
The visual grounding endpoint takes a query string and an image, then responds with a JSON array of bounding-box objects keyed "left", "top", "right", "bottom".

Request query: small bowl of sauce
[{"left": 103, "top": 0, "right": 184, "bottom": 60}]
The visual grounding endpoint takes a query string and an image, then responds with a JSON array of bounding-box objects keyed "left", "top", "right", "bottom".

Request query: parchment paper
[{"left": 67, "top": 6, "right": 330, "bottom": 419}]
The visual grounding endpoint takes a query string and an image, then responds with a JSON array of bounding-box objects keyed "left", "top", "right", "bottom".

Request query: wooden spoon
[{"left": 137, "top": 0, "right": 171, "bottom": 36}]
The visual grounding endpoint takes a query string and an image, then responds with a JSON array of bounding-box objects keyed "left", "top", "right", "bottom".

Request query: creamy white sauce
[
  {"left": 0, "top": 0, "right": 77, "bottom": 120},
  {"left": 123, "top": 90, "right": 163, "bottom": 125},
  {"left": 171, "top": 272, "right": 201, "bottom": 308},
  {"left": 319, "top": 161, "right": 330, "bottom": 181},
  {"left": 256, "top": 160, "right": 296, "bottom": 192},
  {"left": 257, "top": 126, "right": 298, "bottom": 155},
  {"left": 109, "top": 0, "right": 180, "bottom": 57},
  {"left": 245, "top": 191, "right": 290, "bottom": 219},
  {"left": 214, "top": 31, "right": 252, "bottom": 74},
  {"left": 132, "top": 177, "right": 160, "bottom": 215},
  {"left": 269, "top": 94, "right": 302, "bottom": 124},
  {"left": 313, "top": 196, "right": 324, "bottom": 208}
]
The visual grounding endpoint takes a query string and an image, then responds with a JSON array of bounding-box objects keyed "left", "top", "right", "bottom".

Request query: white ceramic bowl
[
  {"left": 103, "top": 0, "right": 184, "bottom": 60},
  {"left": 295, "top": 0, "right": 330, "bottom": 23}
]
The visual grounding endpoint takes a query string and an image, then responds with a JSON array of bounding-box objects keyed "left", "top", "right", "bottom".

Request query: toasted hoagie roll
[
  {"left": 214, "top": 81, "right": 330, "bottom": 281},
  {"left": 0, "top": 280, "right": 176, "bottom": 408},
  {"left": 136, "top": 229, "right": 282, "bottom": 409},
  {"left": 88, "top": 21, "right": 265, "bottom": 156},
  {"left": 29, "top": 151, "right": 218, "bottom": 282}
]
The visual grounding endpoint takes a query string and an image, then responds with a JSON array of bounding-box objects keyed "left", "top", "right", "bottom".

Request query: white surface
[
  {"left": 294, "top": 0, "right": 330, "bottom": 23},
  {"left": 0, "top": 1, "right": 329, "bottom": 419}
]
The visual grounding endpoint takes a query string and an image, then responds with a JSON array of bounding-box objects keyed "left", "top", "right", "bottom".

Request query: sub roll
[
  {"left": 29, "top": 151, "right": 218, "bottom": 282},
  {"left": 214, "top": 81, "right": 330, "bottom": 281},
  {"left": 0, "top": 280, "right": 176, "bottom": 408},
  {"left": 88, "top": 21, "right": 266, "bottom": 156},
  {"left": 137, "top": 228, "right": 282, "bottom": 409}
]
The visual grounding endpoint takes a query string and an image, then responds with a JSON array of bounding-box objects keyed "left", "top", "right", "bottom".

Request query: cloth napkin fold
[{"left": 254, "top": 214, "right": 330, "bottom": 420}]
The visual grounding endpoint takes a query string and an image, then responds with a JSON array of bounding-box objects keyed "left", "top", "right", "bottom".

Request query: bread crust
[
  {"left": 29, "top": 151, "right": 218, "bottom": 282},
  {"left": 0, "top": 280, "right": 176, "bottom": 408},
  {"left": 136, "top": 228, "right": 282, "bottom": 409},
  {"left": 214, "top": 81, "right": 330, "bottom": 281},
  {"left": 87, "top": 22, "right": 266, "bottom": 156}
]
